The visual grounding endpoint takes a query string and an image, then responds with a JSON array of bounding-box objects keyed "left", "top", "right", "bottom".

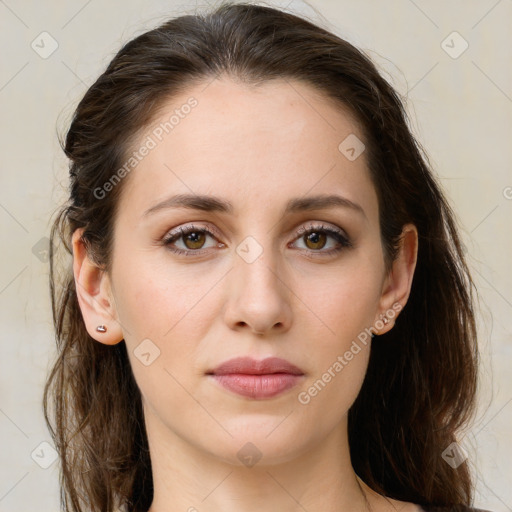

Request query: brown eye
[
  {"left": 183, "top": 231, "right": 207, "bottom": 250},
  {"left": 163, "top": 224, "right": 221, "bottom": 255},
  {"left": 304, "top": 231, "right": 327, "bottom": 250},
  {"left": 291, "top": 223, "right": 353, "bottom": 257}
]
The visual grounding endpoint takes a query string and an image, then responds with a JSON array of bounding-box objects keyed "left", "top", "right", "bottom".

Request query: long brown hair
[{"left": 44, "top": 2, "right": 480, "bottom": 511}]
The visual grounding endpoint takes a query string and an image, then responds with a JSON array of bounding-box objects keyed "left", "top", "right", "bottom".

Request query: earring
[
  {"left": 382, "top": 316, "right": 389, "bottom": 325},
  {"left": 96, "top": 325, "right": 107, "bottom": 333}
]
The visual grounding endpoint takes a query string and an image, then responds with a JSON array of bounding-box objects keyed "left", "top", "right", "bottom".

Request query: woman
[{"left": 43, "top": 2, "right": 490, "bottom": 512}]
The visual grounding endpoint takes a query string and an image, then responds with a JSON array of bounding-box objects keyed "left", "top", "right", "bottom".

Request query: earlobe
[
  {"left": 71, "top": 228, "right": 124, "bottom": 345},
  {"left": 375, "top": 223, "right": 418, "bottom": 335}
]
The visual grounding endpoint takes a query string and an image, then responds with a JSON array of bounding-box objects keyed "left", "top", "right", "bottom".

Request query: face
[{"left": 76, "top": 76, "right": 416, "bottom": 467}]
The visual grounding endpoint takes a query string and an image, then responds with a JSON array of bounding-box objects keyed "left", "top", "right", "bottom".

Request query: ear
[
  {"left": 374, "top": 223, "right": 418, "bottom": 335},
  {"left": 71, "top": 228, "right": 124, "bottom": 345}
]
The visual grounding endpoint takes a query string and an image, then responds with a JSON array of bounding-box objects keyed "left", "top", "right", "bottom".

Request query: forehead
[{"left": 116, "top": 76, "right": 376, "bottom": 222}]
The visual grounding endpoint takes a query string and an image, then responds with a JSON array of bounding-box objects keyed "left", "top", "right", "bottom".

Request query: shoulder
[{"left": 418, "top": 505, "right": 493, "bottom": 512}]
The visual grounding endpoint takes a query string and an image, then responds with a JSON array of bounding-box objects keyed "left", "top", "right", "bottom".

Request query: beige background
[{"left": 0, "top": 0, "right": 511, "bottom": 510}]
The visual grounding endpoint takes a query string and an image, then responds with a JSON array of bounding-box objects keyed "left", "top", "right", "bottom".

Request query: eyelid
[
  {"left": 294, "top": 221, "right": 347, "bottom": 238},
  {"left": 163, "top": 220, "right": 347, "bottom": 240},
  {"left": 163, "top": 222, "right": 222, "bottom": 242}
]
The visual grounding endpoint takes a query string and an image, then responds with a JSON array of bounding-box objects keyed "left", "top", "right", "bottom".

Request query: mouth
[{"left": 206, "top": 356, "right": 305, "bottom": 399}]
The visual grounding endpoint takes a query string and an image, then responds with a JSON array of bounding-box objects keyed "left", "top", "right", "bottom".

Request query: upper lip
[{"left": 208, "top": 357, "right": 304, "bottom": 376}]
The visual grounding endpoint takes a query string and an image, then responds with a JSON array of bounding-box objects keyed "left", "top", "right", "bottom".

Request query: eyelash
[{"left": 162, "top": 223, "right": 353, "bottom": 258}]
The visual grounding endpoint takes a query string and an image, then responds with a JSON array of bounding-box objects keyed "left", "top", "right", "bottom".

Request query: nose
[{"left": 223, "top": 242, "right": 292, "bottom": 336}]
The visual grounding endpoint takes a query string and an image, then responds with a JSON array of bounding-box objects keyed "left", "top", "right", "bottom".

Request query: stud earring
[
  {"left": 96, "top": 325, "right": 107, "bottom": 333},
  {"left": 382, "top": 316, "right": 389, "bottom": 325}
]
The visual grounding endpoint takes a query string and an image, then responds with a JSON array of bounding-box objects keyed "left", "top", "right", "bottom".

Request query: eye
[
  {"left": 162, "top": 224, "right": 223, "bottom": 256},
  {"left": 290, "top": 223, "right": 352, "bottom": 257}
]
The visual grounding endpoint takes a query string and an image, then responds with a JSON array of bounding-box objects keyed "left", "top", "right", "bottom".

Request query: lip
[{"left": 207, "top": 357, "right": 305, "bottom": 399}]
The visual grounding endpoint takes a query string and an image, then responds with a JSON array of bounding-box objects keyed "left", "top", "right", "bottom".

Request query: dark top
[{"left": 420, "top": 506, "right": 492, "bottom": 512}]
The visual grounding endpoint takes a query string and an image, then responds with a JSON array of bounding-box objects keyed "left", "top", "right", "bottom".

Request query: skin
[{"left": 72, "top": 77, "right": 420, "bottom": 512}]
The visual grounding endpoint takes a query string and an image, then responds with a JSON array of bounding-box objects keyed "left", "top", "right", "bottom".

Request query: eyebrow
[{"left": 143, "top": 193, "right": 367, "bottom": 219}]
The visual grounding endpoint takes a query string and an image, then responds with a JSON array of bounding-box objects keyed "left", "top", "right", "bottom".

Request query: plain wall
[{"left": 0, "top": 0, "right": 510, "bottom": 510}]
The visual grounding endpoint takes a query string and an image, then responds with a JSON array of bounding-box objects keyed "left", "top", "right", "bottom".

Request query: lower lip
[{"left": 210, "top": 373, "right": 303, "bottom": 399}]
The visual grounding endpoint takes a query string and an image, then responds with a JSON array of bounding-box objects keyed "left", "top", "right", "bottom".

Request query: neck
[{"left": 146, "top": 411, "right": 372, "bottom": 512}]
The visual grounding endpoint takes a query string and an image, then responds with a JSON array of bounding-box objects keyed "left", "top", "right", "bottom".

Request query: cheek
[
  {"left": 114, "top": 269, "right": 213, "bottom": 426},
  {"left": 113, "top": 253, "right": 218, "bottom": 338},
  {"left": 294, "top": 262, "right": 383, "bottom": 342},
  {"left": 112, "top": 257, "right": 222, "bottom": 386},
  {"left": 296, "top": 341, "right": 371, "bottom": 433},
  {"left": 290, "top": 265, "right": 381, "bottom": 413}
]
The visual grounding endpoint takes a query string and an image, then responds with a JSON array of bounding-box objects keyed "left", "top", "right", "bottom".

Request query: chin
[{"left": 197, "top": 418, "right": 317, "bottom": 468}]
